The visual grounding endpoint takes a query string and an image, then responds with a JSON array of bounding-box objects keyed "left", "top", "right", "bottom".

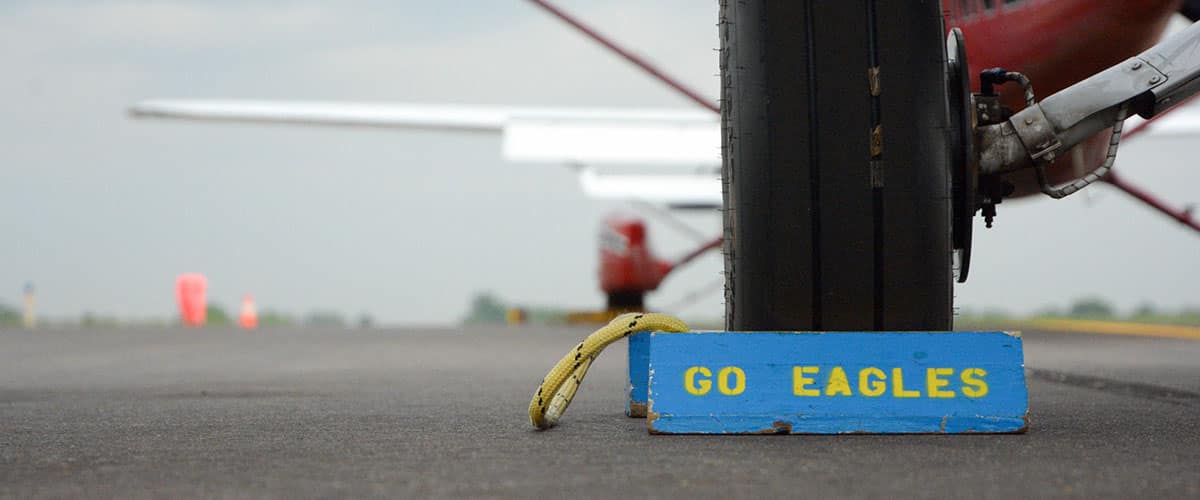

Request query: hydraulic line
[
  {"left": 529, "top": 312, "right": 688, "bottom": 430},
  {"left": 980, "top": 68, "right": 1035, "bottom": 109}
]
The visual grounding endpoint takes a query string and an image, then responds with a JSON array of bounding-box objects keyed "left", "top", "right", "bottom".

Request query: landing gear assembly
[
  {"left": 947, "top": 21, "right": 1200, "bottom": 285},
  {"left": 722, "top": 2, "right": 1200, "bottom": 332}
]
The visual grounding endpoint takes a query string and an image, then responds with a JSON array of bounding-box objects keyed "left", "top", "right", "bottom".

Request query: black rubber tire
[{"left": 720, "top": 0, "right": 953, "bottom": 331}]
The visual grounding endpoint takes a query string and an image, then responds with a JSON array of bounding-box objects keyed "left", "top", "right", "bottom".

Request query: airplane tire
[{"left": 719, "top": 0, "right": 953, "bottom": 331}]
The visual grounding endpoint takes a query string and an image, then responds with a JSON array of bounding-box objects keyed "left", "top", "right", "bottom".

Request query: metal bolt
[
  {"left": 1024, "top": 117, "right": 1034, "bottom": 125},
  {"left": 1149, "top": 75, "right": 1161, "bottom": 84},
  {"left": 981, "top": 113, "right": 990, "bottom": 122},
  {"left": 1131, "top": 61, "right": 1142, "bottom": 70}
]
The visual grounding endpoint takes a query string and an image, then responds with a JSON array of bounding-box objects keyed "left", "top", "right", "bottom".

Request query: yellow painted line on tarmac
[{"left": 1025, "top": 318, "right": 1200, "bottom": 341}]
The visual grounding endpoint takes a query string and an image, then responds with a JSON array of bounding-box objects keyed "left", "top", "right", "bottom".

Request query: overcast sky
[{"left": 1, "top": 1, "right": 1196, "bottom": 325}]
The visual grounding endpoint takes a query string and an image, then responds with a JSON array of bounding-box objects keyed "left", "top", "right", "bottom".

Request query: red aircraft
[{"left": 129, "top": 0, "right": 1200, "bottom": 316}]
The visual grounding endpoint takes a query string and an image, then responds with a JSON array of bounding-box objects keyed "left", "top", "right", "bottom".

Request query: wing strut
[
  {"left": 1104, "top": 95, "right": 1200, "bottom": 236},
  {"left": 1103, "top": 172, "right": 1200, "bottom": 234},
  {"left": 528, "top": 0, "right": 726, "bottom": 281},
  {"left": 526, "top": 0, "right": 719, "bottom": 114}
]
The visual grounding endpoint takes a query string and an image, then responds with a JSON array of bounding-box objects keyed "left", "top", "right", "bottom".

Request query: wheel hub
[{"left": 946, "top": 28, "right": 978, "bottom": 283}]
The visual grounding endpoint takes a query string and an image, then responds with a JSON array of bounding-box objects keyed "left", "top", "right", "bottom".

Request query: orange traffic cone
[
  {"left": 239, "top": 295, "right": 258, "bottom": 330},
  {"left": 176, "top": 273, "right": 207, "bottom": 327}
]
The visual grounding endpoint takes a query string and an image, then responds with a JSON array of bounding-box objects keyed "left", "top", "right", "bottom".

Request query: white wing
[
  {"left": 129, "top": 99, "right": 719, "bottom": 164},
  {"left": 503, "top": 118, "right": 717, "bottom": 165},
  {"left": 577, "top": 167, "right": 721, "bottom": 209},
  {"left": 130, "top": 100, "right": 513, "bottom": 132},
  {"left": 129, "top": 99, "right": 722, "bottom": 206}
]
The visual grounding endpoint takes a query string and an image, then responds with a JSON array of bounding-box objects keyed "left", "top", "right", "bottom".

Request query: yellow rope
[{"left": 529, "top": 312, "right": 688, "bottom": 430}]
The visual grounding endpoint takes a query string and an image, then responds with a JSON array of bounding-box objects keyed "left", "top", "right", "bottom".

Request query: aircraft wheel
[{"left": 719, "top": 1, "right": 953, "bottom": 331}]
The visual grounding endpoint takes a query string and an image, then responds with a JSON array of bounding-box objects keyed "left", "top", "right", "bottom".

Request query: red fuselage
[{"left": 598, "top": 216, "right": 673, "bottom": 302}]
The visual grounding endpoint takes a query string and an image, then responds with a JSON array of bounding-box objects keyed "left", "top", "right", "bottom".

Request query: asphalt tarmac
[{"left": 2, "top": 324, "right": 1198, "bottom": 498}]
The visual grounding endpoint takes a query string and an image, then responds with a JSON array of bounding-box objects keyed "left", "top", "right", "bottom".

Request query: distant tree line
[
  {"left": 957, "top": 296, "right": 1200, "bottom": 326},
  {"left": 0, "top": 303, "right": 19, "bottom": 326},
  {"left": 0, "top": 302, "right": 374, "bottom": 329},
  {"left": 461, "top": 292, "right": 574, "bottom": 325}
]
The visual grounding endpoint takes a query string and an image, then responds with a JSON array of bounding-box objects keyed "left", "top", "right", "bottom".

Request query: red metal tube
[
  {"left": 525, "top": 0, "right": 719, "bottom": 114},
  {"left": 666, "top": 236, "right": 723, "bottom": 275},
  {"left": 1103, "top": 171, "right": 1200, "bottom": 234}
]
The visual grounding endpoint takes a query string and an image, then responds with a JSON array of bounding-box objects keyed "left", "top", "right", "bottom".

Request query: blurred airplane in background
[{"left": 130, "top": 0, "right": 1200, "bottom": 319}]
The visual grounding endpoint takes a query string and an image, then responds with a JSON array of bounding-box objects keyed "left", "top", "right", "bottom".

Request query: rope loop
[{"left": 529, "top": 312, "right": 688, "bottom": 430}]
